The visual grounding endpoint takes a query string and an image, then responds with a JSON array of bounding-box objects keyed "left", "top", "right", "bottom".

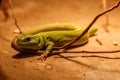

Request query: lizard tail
[{"left": 88, "top": 27, "right": 97, "bottom": 37}]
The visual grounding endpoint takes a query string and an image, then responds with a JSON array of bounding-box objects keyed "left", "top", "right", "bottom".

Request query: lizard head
[{"left": 11, "top": 35, "right": 44, "bottom": 51}]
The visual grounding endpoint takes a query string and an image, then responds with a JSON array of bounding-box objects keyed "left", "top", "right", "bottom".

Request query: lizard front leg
[{"left": 38, "top": 42, "right": 54, "bottom": 61}]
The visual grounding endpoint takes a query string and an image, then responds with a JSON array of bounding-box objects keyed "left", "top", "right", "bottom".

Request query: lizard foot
[{"left": 37, "top": 53, "right": 47, "bottom": 62}]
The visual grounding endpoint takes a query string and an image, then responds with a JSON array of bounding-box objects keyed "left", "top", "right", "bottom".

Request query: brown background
[{"left": 0, "top": 0, "right": 120, "bottom": 80}]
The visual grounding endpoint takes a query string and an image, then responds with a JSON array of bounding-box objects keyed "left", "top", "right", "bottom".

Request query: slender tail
[{"left": 88, "top": 27, "right": 97, "bottom": 36}]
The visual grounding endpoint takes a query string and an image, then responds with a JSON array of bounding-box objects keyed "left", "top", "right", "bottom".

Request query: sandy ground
[{"left": 0, "top": 0, "right": 120, "bottom": 80}]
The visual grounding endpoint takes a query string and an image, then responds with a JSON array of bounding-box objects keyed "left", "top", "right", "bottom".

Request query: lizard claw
[{"left": 37, "top": 53, "right": 47, "bottom": 62}]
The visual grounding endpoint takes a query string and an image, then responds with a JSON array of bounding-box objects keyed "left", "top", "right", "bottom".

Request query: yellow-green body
[{"left": 11, "top": 23, "right": 97, "bottom": 60}]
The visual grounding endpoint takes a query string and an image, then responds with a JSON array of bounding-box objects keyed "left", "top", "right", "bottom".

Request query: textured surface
[{"left": 0, "top": 0, "right": 120, "bottom": 80}]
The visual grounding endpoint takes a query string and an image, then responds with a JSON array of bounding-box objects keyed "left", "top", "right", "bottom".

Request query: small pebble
[
  {"left": 45, "top": 64, "right": 52, "bottom": 70},
  {"left": 112, "top": 41, "right": 118, "bottom": 46},
  {"left": 1, "top": 50, "right": 8, "bottom": 54},
  {"left": 14, "top": 29, "right": 20, "bottom": 34}
]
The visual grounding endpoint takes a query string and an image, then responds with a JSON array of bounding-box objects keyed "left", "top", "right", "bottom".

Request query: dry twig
[
  {"left": 36, "top": 49, "right": 120, "bottom": 55},
  {"left": 60, "top": 1, "right": 120, "bottom": 49},
  {"left": 8, "top": 0, "right": 23, "bottom": 34},
  {"left": 96, "top": 38, "right": 102, "bottom": 45}
]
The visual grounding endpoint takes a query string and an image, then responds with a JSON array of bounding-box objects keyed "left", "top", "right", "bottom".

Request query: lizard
[
  {"left": 11, "top": 1, "right": 120, "bottom": 60},
  {"left": 11, "top": 23, "right": 97, "bottom": 60}
]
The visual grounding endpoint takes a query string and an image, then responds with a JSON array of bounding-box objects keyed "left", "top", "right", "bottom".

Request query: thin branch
[
  {"left": 37, "top": 49, "right": 120, "bottom": 55},
  {"left": 60, "top": 1, "right": 120, "bottom": 49},
  {"left": 81, "top": 55, "right": 120, "bottom": 59},
  {"left": 102, "top": 0, "right": 110, "bottom": 32},
  {"left": 8, "top": 0, "right": 23, "bottom": 34}
]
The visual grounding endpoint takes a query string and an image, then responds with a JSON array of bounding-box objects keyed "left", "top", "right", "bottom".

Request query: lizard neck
[{"left": 37, "top": 34, "right": 45, "bottom": 49}]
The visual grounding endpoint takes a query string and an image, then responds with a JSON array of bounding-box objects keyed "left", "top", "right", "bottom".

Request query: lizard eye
[{"left": 25, "top": 37, "right": 31, "bottom": 42}]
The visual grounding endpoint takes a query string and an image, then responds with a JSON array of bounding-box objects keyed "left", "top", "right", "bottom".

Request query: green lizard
[
  {"left": 11, "top": 1, "right": 120, "bottom": 60},
  {"left": 11, "top": 23, "right": 97, "bottom": 60}
]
